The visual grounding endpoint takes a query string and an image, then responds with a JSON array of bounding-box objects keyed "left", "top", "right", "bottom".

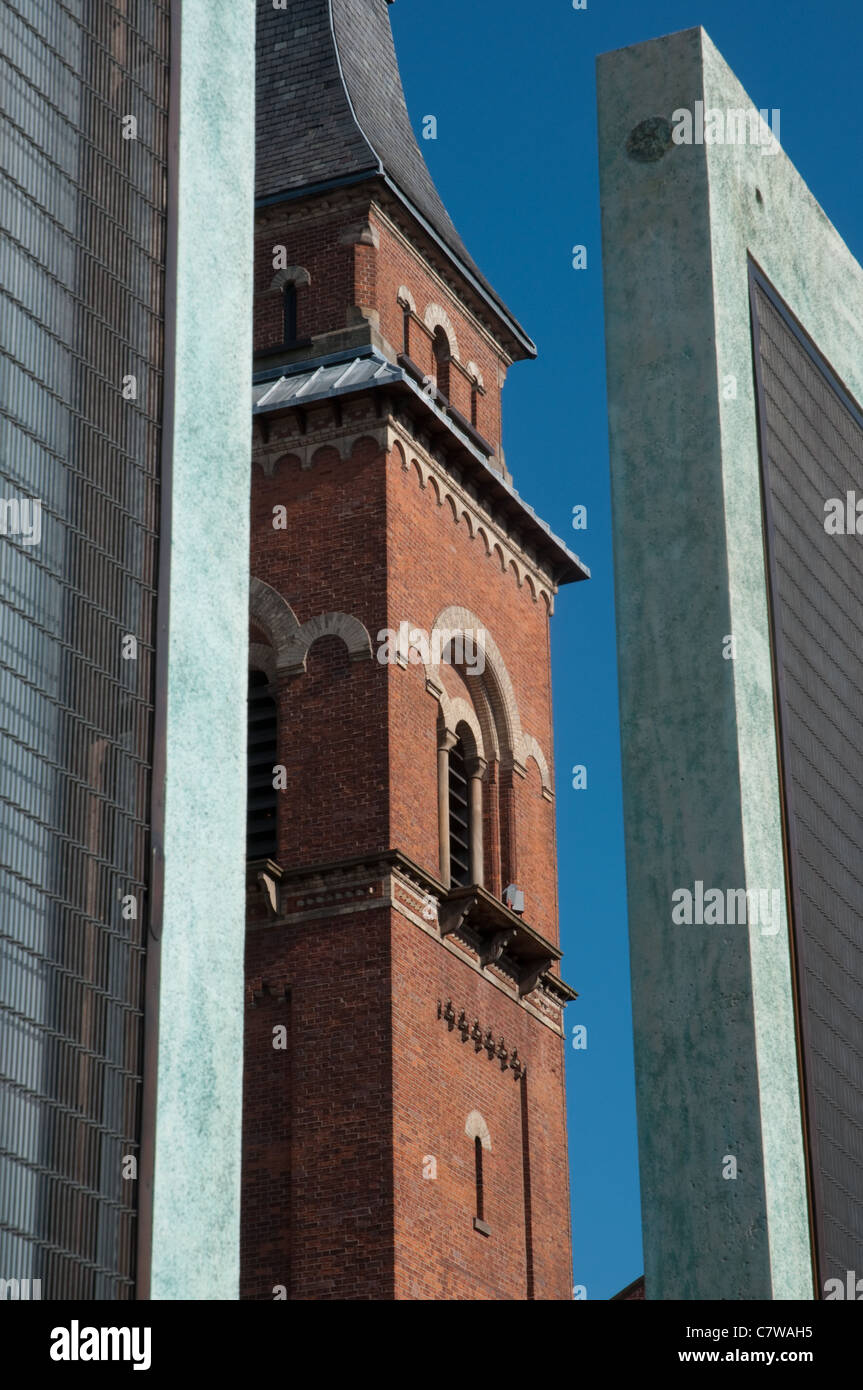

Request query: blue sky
[{"left": 391, "top": 0, "right": 863, "bottom": 1299}]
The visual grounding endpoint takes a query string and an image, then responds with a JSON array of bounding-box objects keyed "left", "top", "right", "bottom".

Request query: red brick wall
[
  {"left": 243, "top": 908, "right": 395, "bottom": 1300},
  {"left": 241, "top": 989, "right": 292, "bottom": 1299},
  {"left": 253, "top": 197, "right": 509, "bottom": 452},
  {"left": 370, "top": 213, "right": 505, "bottom": 450},
  {"left": 243, "top": 186, "right": 572, "bottom": 1302},
  {"left": 250, "top": 437, "right": 391, "bottom": 866},
  {"left": 386, "top": 444, "right": 559, "bottom": 944},
  {"left": 391, "top": 918, "right": 572, "bottom": 1300},
  {"left": 241, "top": 904, "right": 572, "bottom": 1301},
  {"left": 254, "top": 207, "right": 357, "bottom": 351}
]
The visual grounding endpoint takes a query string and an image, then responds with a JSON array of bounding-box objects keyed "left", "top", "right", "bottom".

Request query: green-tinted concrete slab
[
  {"left": 597, "top": 24, "right": 863, "bottom": 1299},
  {"left": 146, "top": 0, "right": 256, "bottom": 1301}
]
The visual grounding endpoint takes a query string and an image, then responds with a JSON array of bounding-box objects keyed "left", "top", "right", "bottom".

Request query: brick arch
[
  {"left": 429, "top": 606, "right": 521, "bottom": 763},
  {"left": 390, "top": 437, "right": 406, "bottom": 469},
  {"left": 470, "top": 680, "right": 501, "bottom": 765},
  {"left": 249, "top": 576, "right": 301, "bottom": 675},
  {"left": 396, "top": 285, "right": 416, "bottom": 313},
  {"left": 522, "top": 735, "right": 553, "bottom": 799},
  {"left": 346, "top": 433, "right": 385, "bottom": 461},
  {"left": 425, "top": 606, "right": 552, "bottom": 794},
  {"left": 423, "top": 303, "right": 460, "bottom": 360},
  {"left": 269, "top": 265, "right": 311, "bottom": 290},
  {"left": 249, "top": 642, "right": 276, "bottom": 685},
  {"left": 281, "top": 612, "right": 373, "bottom": 677},
  {"left": 465, "top": 1111, "right": 492, "bottom": 1151},
  {"left": 438, "top": 693, "right": 485, "bottom": 761}
]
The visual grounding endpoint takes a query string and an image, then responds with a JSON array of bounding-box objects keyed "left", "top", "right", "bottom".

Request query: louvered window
[
  {"left": 448, "top": 738, "right": 471, "bottom": 886},
  {"left": 247, "top": 671, "right": 278, "bottom": 860}
]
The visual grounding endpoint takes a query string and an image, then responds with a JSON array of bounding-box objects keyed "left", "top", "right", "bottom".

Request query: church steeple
[
  {"left": 243, "top": 3, "right": 580, "bottom": 1301},
  {"left": 255, "top": 0, "right": 535, "bottom": 360}
]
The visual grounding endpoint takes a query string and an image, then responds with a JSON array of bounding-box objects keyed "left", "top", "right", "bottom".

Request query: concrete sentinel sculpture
[{"left": 599, "top": 27, "right": 863, "bottom": 1300}]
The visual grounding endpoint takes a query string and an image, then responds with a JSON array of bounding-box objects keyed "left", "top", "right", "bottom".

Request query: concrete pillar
[
  {"left": 467, "top": 756, "right": 487, "bottom": 887},
  {"left": 437, "top": 731, "right": 458, "bottom": 887},
  {"left": 140, "top": 0, "right": 257, "bottom": 1302}
]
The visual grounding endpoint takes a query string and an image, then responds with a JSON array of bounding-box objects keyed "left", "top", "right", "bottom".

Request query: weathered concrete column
[
  {"left": 140, "top": 0, "right": 256, "bottom": 1302},
  {"left": 595, "top": 24, "right": 863, "bottom": 1299}
]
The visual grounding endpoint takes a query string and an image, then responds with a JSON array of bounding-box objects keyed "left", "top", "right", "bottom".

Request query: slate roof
[{"left": 256, "top": 0, "right": 534, "bottom": 355}]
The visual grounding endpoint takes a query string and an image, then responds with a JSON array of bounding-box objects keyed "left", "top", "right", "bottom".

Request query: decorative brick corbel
[
  {"left": 480, "top": 928, "right": 515, "bottom": 968},
  {"left": 339, "top": 219, "right": 380, "bottom": 248},
  {"left": 518, "top": 957, "right": 556, "bottom": 999},
  {"left": 439, "top": 890, "right": 476, "bottom": 938}
]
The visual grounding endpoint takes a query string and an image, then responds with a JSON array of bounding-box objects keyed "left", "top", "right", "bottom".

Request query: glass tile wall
[{"left": 0, "top": 0, "right": 170, "bottom": 1298}]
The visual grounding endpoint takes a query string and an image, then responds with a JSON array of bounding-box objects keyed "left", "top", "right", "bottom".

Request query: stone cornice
[
  {"left": 385, "top": 415, "right": 560, "bottom": 609},
  {"left": 252, "top": 403, "right": 571, "bottom": 606},
  {"left": 245, "top": 849, "right": 572, "bottom": 1034}
]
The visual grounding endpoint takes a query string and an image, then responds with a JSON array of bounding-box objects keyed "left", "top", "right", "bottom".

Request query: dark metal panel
[
  {"left": 0, "top": 0, "right": 171, "bottom": 1298},
  {"left": 750, "top": 264, "right": 863, "bottom": 1289}
]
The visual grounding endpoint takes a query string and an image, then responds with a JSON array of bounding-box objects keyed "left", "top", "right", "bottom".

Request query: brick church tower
[{"left": 242, "top": 0, "right": 587, "bottom": 1300}]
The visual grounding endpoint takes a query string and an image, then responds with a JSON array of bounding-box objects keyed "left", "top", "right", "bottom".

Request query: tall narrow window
[
  {"left": 448, "top": 738, "right": 471, "bottom": 886},
  {"left": 433, "top": 326, "right": 451, "bottom": 402},
  {"left": 466, "top": 1112, "right": 491, "bottom": 1235},
  {"left": 470, "top": 381, "right": 479, "bottom": 428},
  {"left": 283, "top": 284, "right": 298, "bottom": 344},
  {"left": 247, "top": 669, "right": 278, "bottom": 860},
  {"left": 403, "top": 306, "right": 412, "bottom": 357}
]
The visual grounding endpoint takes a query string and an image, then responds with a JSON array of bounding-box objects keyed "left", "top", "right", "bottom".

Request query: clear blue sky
[{"left": 392, "top": 0, "right": 863, "bottom": 1299}]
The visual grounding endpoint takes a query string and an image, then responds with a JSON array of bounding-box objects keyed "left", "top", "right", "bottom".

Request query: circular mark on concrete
[{"left": 625, "top": 116, "right": 673, "bottom": 163}]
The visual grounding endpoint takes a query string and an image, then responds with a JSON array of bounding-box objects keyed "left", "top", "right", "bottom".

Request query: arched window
[
  {"left": 246, "top": 669, "right": 278, "bottom": 860},
  {"left": 465, "top": 1111, "right": 491, "bottom": 1235},
  {"left": 448, "top": 736, "right": 471, "bottom": 886},
  {"left": 474, "top": 1135, "right": 485, "bottom": 1222},
  {"left": 268, "top": 266, "right": 311, "bottom": 350},
  {"left": 433, "top": 326, "right": 451, "bottom": 402},
  {"left": 439, "top": 721, "right": 484, "bottom": 889}
]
